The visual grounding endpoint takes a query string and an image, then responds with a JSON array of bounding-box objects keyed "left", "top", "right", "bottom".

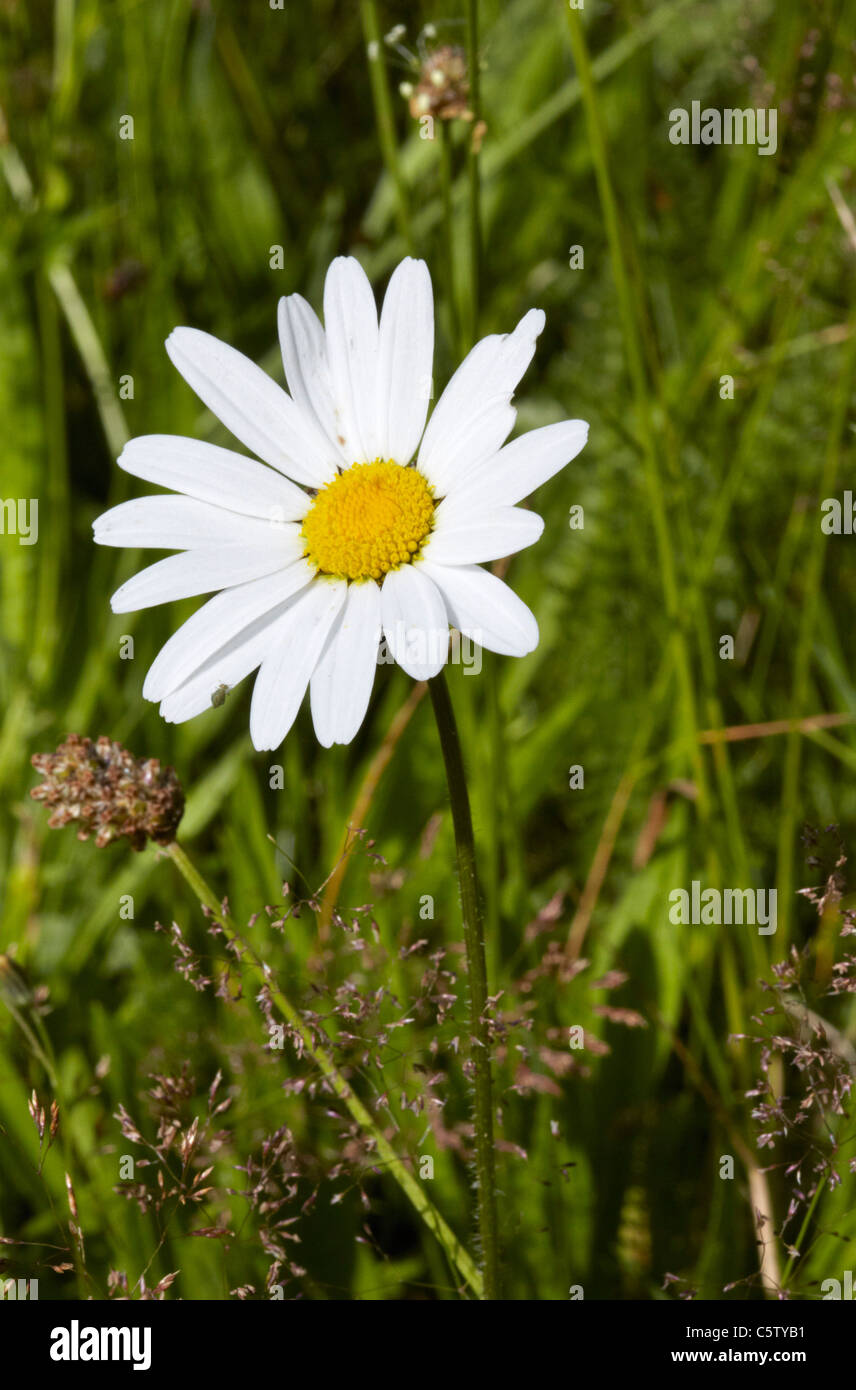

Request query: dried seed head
[
  {"left": 30, "top": 734, "right": 184, "bottom": 851},
  {"left": 408, "top": 45, "right": 472, "bottom": 122},
  {"left": 29, "top": 1089, "right": 46, "bottom": 1141},
  {"left": 65, "top": 1170, "right": 79, "bottom": 1220}
]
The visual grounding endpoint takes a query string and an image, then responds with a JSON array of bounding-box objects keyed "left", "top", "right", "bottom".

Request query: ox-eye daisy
[{"left": 93, "top": 257, "right": 588, "bottom": 749}]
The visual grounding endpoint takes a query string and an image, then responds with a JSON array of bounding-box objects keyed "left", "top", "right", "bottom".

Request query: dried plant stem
[
  {"left": 428, "top": 672, "right": 499, "bottom": 1300},
  {"left": 660, "top": 1012, "right": 781, "bottom": 1296},
  {"left": 163, "top": 839, "right": 482, "bottom": 1299}
]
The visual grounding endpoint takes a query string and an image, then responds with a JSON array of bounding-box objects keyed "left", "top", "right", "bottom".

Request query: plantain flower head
[{"left": 31, "top": 735, "right": 184, "bottom": 850}]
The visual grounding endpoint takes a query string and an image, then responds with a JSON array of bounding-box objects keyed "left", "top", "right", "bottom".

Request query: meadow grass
[{"left": 1, "top": 0, "right": 856, "bottom": 1300}]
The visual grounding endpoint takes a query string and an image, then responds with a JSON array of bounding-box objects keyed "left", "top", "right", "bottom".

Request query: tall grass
[{"left": 1, "top": 0, "right": 856, "bottom": 1300}]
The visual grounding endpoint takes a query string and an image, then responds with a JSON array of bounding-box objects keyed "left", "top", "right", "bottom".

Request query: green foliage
[{"left": 1, "top": 0, "right": 856, "bottom": 1301}]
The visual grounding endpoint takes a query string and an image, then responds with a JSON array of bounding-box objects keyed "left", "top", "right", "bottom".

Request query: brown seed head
[
  {"left": 408, "top": 45, "right": 471, "bottom": 122},
  {"left": 30, "top": 734, "right": 184, "bottom": 851}
]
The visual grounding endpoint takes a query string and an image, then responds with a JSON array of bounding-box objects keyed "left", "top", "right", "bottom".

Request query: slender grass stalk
[
  {"left": 437, "top": 120, "right": 462, "bottom": 355},
  {"left": 48, "top": 262, "right": 131, "bottom": 460},
  {"left": 465, "top": 0, "right": 481, "bottom": 346},
  {"left": 163, "top": 840, "right": 482, "bottom": 1299},
  {"left": 318, "top": 681, "right": 426, "bottom": 937},
  {"left": 360, "top": 0, "right": 413, "bottom": 253},
  {"left": 565, "top": 10, "right": 706, "bottom": 808},
  {"left": 32, "top": 268, "right": 69, "bottom": 693},
  {"left": 428, "top": 672, "right": 499, "bottom": 1299},
  {"left": 2, "top": 998, "right": 56, "bottom": 1086},
  {"left": 0, "top": 143, "right": 130, "bottom": 459},
  {"left": 0, "top": 973, "right": 98, "bottom": 1296},
  {"left": 780, "top": 1177, "right": 827, "bottom": 1290},
  {"left": 776, "top": 325, "right": 856, "bottom": 942}
]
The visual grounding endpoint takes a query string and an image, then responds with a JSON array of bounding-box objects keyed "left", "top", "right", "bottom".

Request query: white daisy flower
[{"left": 93, "top": 257, "right": 588, "bottom": 750}]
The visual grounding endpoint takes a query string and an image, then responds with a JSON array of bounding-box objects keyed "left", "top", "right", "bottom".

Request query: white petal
[
  {"left": 381, "top": 564, "right": 448, "bottom": 680},
  {"left": 417, "top": 399, "right": 516, "bottom": 497},
  {"left": 143, "top": 562, "right": 315, "bottom": 701},
  {"left": 418, "top": 308, "right": 544, "bottom": 491},
  {"left": 419, "top": 560, "right": 539, "bottom": 657},
  {"left": 310, "top": 580, "right": 381, "bottom": 746},
  {"left": 166, "top": 327, "right": 338, "bottom": 488},
  {"left": 94, "top": 496, "right": 302, "bottom": 550},
  {"left": 111, "top": 539, "right": 302, "bottom": 612},
  {"left": 490, "top": 308, "right": 546, "bottom": 393},
  {"left": 425, "top": 504, "right": 544, "bottom": 565},
  {"left": 448, "top": 420, "right": 590, "bottom": 508},
  {"left": 323, "top": 257, "right": 380, "bottom": 463},
  {"left": 249, "top": 580, "right": 347, "bottom": 750},
  {"left": 118, "top": 435, "right": 310, "bottom": 521},
  {"left": 277, "top": 293, "right": 346, "bottom": 462},
  {"left": 376, "top": 258, "right": 433, "bottom": 464},
  {"left": 158, "top": 581, "right": 315, "bottom": 725}
]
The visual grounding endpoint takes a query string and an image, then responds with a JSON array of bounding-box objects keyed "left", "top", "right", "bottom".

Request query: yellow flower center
[{"left": 301, "top": 460, "right": 435, "bottom": 582}]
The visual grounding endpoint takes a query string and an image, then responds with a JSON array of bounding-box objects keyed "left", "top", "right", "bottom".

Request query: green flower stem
[
  {"left": 360, "top": 0, "right": 413, "bottom": 253},
  {"left": 429, "top": 671, "right": 499, "bottom": 1300},
  {"left": 164, "top": 839, "right": 482, "bottom": 1299}
]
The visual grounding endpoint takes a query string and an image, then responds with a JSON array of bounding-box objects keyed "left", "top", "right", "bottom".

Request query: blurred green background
[{"left": 2, "top": 0, "right": 856, "bottom": 1300}]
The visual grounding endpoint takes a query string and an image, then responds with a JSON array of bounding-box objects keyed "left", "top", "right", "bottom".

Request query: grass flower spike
[{"left": 93, "top": 257, "right": 588, "bottom": 749}]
